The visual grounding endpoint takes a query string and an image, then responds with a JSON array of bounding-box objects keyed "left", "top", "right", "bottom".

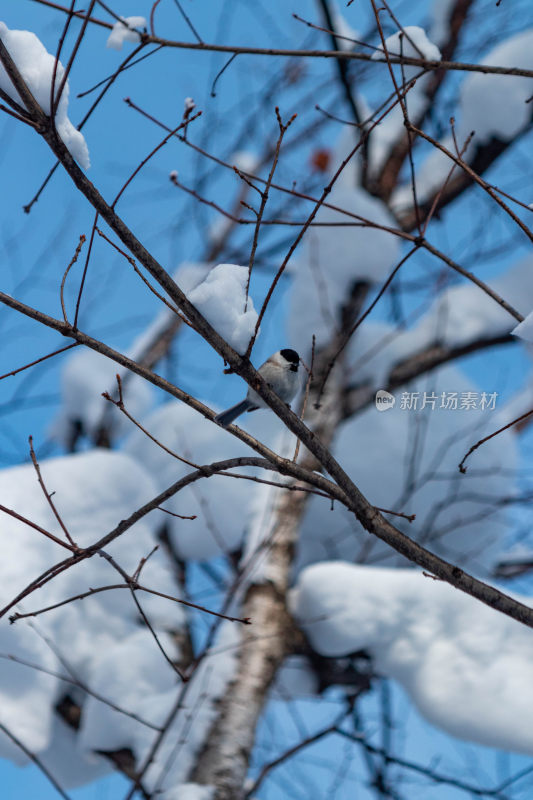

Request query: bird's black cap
[{"left": 280, "top": 348, "right": 300, "bottom": 364}]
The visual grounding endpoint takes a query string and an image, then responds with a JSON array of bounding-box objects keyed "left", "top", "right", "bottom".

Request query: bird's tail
[{"left": 214, "top": 399, "right": 252, "bottom": 428}]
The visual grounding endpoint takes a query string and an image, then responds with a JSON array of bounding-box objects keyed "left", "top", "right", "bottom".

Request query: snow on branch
[
  {"left": 186, "top": 264, "right": 259, "bottom": 354},
  {"left": 371, "top": 26, "right": 442, "bottom": 76},
  {"left": 0, "top": 22, "right": 90, "bottom": 168},
  {"left": 106, "top": 16, "right": 146, "bottom": 50},
  {"left": 291, "top": 562, "right": 533, "bottom": 755},
  {"left": 0, "top": 449, "right": 184, "bottom": 782}
]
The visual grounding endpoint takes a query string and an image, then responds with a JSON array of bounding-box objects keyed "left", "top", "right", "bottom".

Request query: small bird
[{"left": 214, "top": 349, "right": 301, "bottom": 428}]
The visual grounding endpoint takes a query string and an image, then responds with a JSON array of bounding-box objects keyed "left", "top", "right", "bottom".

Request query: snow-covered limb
[
  {"left": 371, "top": 26, "right": 442, "bottom": 75},
  {"left": 186, "top": 264, "right": 259, "bottom": 354},
  {"left": 106, "top": 17, "right": 146, "bottom": 50},
  {"left": 0, "top": 450, "right": 182, "bottom": 781},
  {"left": 0, "top": 23, "right": 89, "bottom": 168},
  {"left": 291, "top": 562, "right": 533, "bottom": 755}
]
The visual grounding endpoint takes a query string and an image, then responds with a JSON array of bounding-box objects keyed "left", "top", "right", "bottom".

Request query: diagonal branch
[{"left": 2, "top": 37, "right": 533, "bottom": 642}]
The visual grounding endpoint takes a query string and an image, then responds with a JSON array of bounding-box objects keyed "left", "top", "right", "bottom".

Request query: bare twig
[
  {"left": 409, "top": 121, "right": 533, "bottom": 244},
  {"left": 52, "top": 0, "right": 98, "bottom": 116},
  {"left": 0, "top": 721, "right": 72, "bottom": 800},
  {"left": 29, "top": 435, "right": 79, "bottom": 549},
  {"left": 244, "top": 107, "right": 296, "bottom": 311},
  {"left": 95, "top": 228, "right": 193, "bottom": 328},
  {"left": 0, "top": 503, "right": 75, "bottom": 552},
  {"left": 60, "top": 234, "right": 86, "bottom": 324},
  {"left": 0, "top": 343, "right": 78, "bottom": 382},
  {"left": 10, "top": 580, "right": 250, "bottom": 627},
  {"left": 459, "top": 408, "right": 533, "bottom": 473}
]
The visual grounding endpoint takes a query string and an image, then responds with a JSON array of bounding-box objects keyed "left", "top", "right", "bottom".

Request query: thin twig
[
  {"left": 0, "top": 722, "right": 72, "bottom": 800},
  {"left": 0, "top": 652, "right": 161, "bottom": 730},
  {"left": 29, "top": 435, "right": 79, "bottom": 549},
  {"left": 111, "top": 112, "right": 202, "bottom": 209},
  {"left": 98, "top": 548, "right": 187, "bottom": 681},
  {"left": 173, "top": 0, "right": 203, "bottom": 42},
  {"left": 244, "top": 107, "right": 296, "bottom": 312},
  {"left": 0, "top": 102, "right": 39, "bottom": 126},
  {"left": 420, "top": 122, "right": 474, "bottom": 235},
  {"left": 315, "top": 245, "right": 419, "bottom": 408},
  {"left": 50, "top": 0, "right": 77, "bottom": 120},
  {"left": 60, "top": 234, "right": 86, "bottom": 324},
  {"left": 52, "top": 0, "right": 98, "bottom": 115},
  {"left": 410, "top": 121, "right": 533, "bottom": 244},
  {"left": 0, "top": 343, "right": 78, "bottom": 381},
  {"left": 102, "top": 374, "right": 199, "bottom": 468},
  {"left": 245, "top": 709, "right": 350, "bottom": 797},
  {"left": 0, "top": 503, "right": 76, "bottom": 552},
  {"left": 10, "top": 577, "right": 251, "bottom": 627},
  {"left": 374, "top": 506, "right": 415, "bottom": 523},
  {"left": 73, "top": 212, "right": 98, "bottom": 328},
  {"left": 95, "top": 228, "right": 193, "bottom": 328},
  {"left": 459, "top": 408, "right": 533, "bottom": 473},
  {"left": 157, "top": 506, "right": 197, "bottom": 520},
  {"left": 150, "top": 0, "right": 163, "bottom": 37}
]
